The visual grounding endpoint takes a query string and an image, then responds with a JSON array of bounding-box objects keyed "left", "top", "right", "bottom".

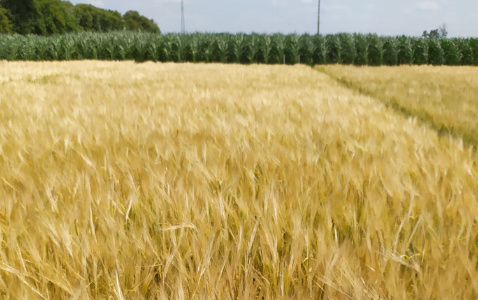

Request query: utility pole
[
  {"left": 317, "top": 0, "right": 321, "bottom": 35},
  {"left": 181, "top": 0, "right": 186, "bottom": 33}
]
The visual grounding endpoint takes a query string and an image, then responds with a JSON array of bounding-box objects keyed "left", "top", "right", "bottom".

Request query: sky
[{"left": 68, "top": 0, "right": 478, "bottom": 37}]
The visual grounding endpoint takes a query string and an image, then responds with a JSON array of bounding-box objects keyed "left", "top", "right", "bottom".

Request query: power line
[{"left": 181, "top": 0, "right": 186, "bottom": 33}]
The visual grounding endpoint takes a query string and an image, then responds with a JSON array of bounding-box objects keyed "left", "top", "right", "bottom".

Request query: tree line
[{"left": 0, "top": 0, "right": 160, "bottom": 35}]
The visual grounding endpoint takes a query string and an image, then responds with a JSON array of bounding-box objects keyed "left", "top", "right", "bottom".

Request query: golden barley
[
  {"left": 316, "top": 65, "right": 478, "bottom": 146},
  {"left": 0, "top": 61, "right": 477, "bottom": 299}
]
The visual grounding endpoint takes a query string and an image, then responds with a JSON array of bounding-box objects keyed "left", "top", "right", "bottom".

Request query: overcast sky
[{"left": 69, "top": 0, "right": 477, "bottom": 37}]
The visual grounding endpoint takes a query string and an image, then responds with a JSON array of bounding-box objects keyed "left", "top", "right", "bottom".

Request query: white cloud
[{"left": 416, "top": 1, "right": 441, "bottom": 10}]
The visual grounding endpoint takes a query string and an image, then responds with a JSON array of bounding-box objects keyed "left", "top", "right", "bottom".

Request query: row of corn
[{"left": 1, "top": 31, "right": 477, "bottom": 65}]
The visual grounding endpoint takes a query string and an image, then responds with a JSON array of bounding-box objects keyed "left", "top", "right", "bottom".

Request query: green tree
[
  {"left": 100, "top": 10, "right": 124, "bottom": 31},
  {"left": 123, "top": 10, "right": 160, "bottom": 33},
  {"left": 423, "top": 24, "right": 448, "bottom": 39},
  {"left": 74, "top": 4, "right": 124, "bottom": 32},
  {"left": 36, "top": 0, "right": 78, "bottom": 34},
  {"left": 60, "top": 1, "right": 78, "bottom": 32},
  {"left": 74, "top": 4, "right": 101, "bottom": 31},
  {"left": 1, "top": 0, "right": 160, "bottom": 35},
  {"left": 0, "top": 0, "right": 42, "bottom": 34},
  {"left": 0, "top": 5, "right": 13, "bottom": 33}
]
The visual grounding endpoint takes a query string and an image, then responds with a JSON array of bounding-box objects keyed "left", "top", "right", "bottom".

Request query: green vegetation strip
[
  {"left": 0, "top": 1, "right": 159, "bottom": 35},
  {"left": 1, "top": 32, "right": 478, "bottom": 65}
]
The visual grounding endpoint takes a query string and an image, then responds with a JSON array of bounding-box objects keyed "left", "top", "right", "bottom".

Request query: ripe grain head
[{"left": 0, "top": 61, "right": 477, "bottom": 299}]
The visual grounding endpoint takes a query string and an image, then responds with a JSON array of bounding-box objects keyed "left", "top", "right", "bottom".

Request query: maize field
[
  {"left": 0, "top": 61, "right": 477, "bottom": 299},
  {"left": 1, "top": 32, "right": 478, "bottom": 65}
]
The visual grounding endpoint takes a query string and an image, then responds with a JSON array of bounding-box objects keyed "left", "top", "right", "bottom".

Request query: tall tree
[
  {"left": 0, "top": 0, "right": 160, "bottom": 34},
  {"left": 123, "top": 10, "right": 160, "bottom": 33},
  {"left": 423, "top": 24, "right": 448, "bottom": 39},
  {"left": 74, "top": 4, "right": 100, "bottom": 31},
  {"left": 0, "top": 4, "right": 13, "bottom": 33},
  {"left": 100, "top": 10, "right": 124, "bottom": 31},
  {"left": 0, "top": 0, "right": 41, "bottom": 34},
  {"left": 36, "top": 0, "right": 78, "bottom": 34},
  {"left": 74, "top": 4, "right": 123, "bottom": 32}
]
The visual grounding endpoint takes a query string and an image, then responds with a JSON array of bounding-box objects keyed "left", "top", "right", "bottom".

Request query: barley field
[
  {"left": 317, "top": 65, "right": 478, "bottom": 146},
  {"left": 0, "top": 61, "right": 477, "bottom": 299}
]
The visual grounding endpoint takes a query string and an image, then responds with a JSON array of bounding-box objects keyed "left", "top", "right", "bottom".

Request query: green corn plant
[
  {"left": 198, "top": 34, "right": 216, "bottom": 63},
  {"left": 215, "top": 33, "right": 229, "bottom": 63},
  {"left": 7, "top": 45, "right": 17, "bottom": 60},
  {"left": 207, "top": 34, "right": 217, "bottom": 63},
  {"left": 1, "top": 31, "right": 476, "bottom": 66},
  {"left": 455, "top": 39, "right": 473, "bottom": 65},
  {"left": 251, "top": 34, "right": 262, "bottom": 63},
  {"left": 184, "top": 34, "right": 199, "bottom": 63},
  {"left": 0, "top": 35, "right": 6, "bottom": 59},
  {"left": 240, "top": 34, "right": 259, "bottom": 64},
  {"left": 88, "top": 43, "right": 99, "bottom": 60},
  {"left": 398, "top": 36, "right": 414, "bottom": 65},
  {"left": 132, "top": 37, "right": 147, "bottom": 62},
  {"left": 383, "top": 37, "right": 400, "bottom": 66},
  {"left": 240, "top": 34, "right": 251, "bottom": 63},
  {"left": 259, "top": 34, "right": 273, "bottom": 64},
  {"left": 413, "top": 38, "right": 429, "bottom": 65},
  {"left": 169, "top": 34, "right": 183, "bottom": 62},
  {"left": 470, "top": 38, "right": 478, "bottom": 66},
  {"left": 312, "top": 34, "right": 327, "bottom": 64},
  {"left": 69, "top": 36, "right": 81, "bottom": 60},
  {"left": 34, "top": 38, "right": 49, "bottom": 61},
  {"left": 101, "top": 35, "right": 116, "bottom": 60},
  {"left": 58, "top": 36, "right": 76, "bottom": 60},
  {"left": 339, "top": 33, "right": 356, "bottom": 65},
  {"left": 74, "top": 38, "right": 89, "bottom": 60},
  {"left": 441, "top": 39, "right": 461, "bottom": 65},
  {"left": 367, "top": 34, "right": 384, "bottom": 66},
  {"left": 428, "top": 38, "right": 445, "bottom": 65},
  {"left": 228, "top": 33, "right": 244, "bottom": 63},
  {"left": 144, "top": 38, "right": 158, "bottom": 63},
  {"left": 354, "top": 33, "right": 368, "bottom": 66},
  {"left": 298, "top": 34, "right": 316, "bottom": 65},
  {"left": 177, "top": 34, "right": 189, "bottom": 61},
  {"left": 17, "top": 35, "right": 37, "bottom": 60},
  {"left": 16, "top": 42, "right": 28, "bottom": 60},
  {"left": 122, "top": 35, "right": 136, "bottom": 60},
  {"left": 45, "top": 38, "right": 60, "bottom": 60},
  {"left": 3, "top": 34, "right": 21, "bottom": 60},
  {"left": 284, "top": 34, "right": 300, "bottom": 64},
  {"left": 78, "top": 34, "right": 99, "bottom": 60},
  {"left": 326, "top": 34, "right": 343, "bottom": 64},
  {"left": 91, "top": 34, "right": 104, "bottom": 60},
  {"left": 114, "top": 44, "right": 126, "bottom": 60},
  {"left": 271, "top": 33, "right": 286, "bottom": 64},
  {"left": 158, "top": 37, "right": 171, "bottom": 62},
  {"left": 108, "top": 33, "right": 126, "bottom": 60}
]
